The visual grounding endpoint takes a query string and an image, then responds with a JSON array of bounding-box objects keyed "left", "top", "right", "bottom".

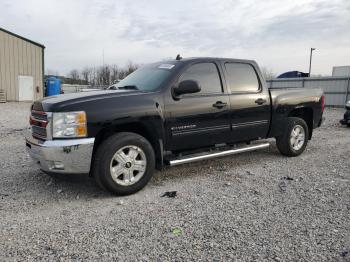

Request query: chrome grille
[
  {"left": 31, "top": 111, "right": 48, "bottom": 121},
  {"left": 32, "top": 125, "right": 47, "bottom": 138}
]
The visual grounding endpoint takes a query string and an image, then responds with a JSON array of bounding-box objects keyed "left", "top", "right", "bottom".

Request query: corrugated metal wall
[
  {"left": 267, "top": 77, "right": 350, "bottom": 107},
  {"left": 62, "top": 84, "right": 90, "bottom": 94},
  {"left": 0, "top": 30, "right": 44, "bottom": 101}
]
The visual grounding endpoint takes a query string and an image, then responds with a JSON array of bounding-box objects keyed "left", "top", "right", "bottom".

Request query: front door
[
  {"left": 164, "top": 62, "right": 231, "bottom": 151},
  {"left": 223, "top": 62, "right": 271, "bottom": 142}
]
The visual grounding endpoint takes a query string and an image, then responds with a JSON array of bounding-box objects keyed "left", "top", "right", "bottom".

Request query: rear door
[
  {"left": 223, "top": 62, "right": 271, "bottom": 142},
  {"left": 164, "top": 62, "right": 231, "bottom": 151}
]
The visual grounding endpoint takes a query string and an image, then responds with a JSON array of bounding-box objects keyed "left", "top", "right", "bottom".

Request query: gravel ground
[{"left": 0, "top": 102, "right": 349, "bottom": 261}]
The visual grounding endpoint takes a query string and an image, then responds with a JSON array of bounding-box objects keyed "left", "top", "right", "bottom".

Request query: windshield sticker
[{"left": 158, "top": 64, "right": 175, "bottom": 69}]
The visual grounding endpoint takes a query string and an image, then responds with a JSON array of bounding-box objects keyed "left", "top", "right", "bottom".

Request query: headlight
[{"left": 52, "top": 111, "right": 87, "bottom": 138}]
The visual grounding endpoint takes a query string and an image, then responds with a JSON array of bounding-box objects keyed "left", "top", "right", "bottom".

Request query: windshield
[{"left": 115, "top": 65, "right": 174, "bottom": 91}]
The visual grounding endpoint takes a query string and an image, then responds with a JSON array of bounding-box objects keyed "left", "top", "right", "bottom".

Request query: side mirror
[
  {"left": 174, "top": 80, "right": 201, "bottom": 96},
  {"left": 346, "top": 100, "right": 350, "bottom": 109}
]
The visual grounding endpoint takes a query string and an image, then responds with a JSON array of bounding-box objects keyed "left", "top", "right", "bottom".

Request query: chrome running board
[{"left": 168, "top": 142, "right": 270, "bottom": 166}]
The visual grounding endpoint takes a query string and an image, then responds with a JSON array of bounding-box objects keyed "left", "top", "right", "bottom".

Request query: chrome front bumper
[{"left": 25, "top": 135, "right": 95, "bottom": 174}]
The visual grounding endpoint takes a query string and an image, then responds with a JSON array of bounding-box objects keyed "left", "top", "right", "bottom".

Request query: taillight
[{"left": 321, "top": 95, "right": 325, "bottom": 112}]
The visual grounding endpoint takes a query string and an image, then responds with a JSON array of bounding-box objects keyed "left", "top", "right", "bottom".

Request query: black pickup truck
[{"left": 26, "top": 57, "right": 325, "bottom": 195}]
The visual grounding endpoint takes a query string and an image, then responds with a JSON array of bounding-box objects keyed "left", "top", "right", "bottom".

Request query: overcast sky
[{"left": 1, "top": 0, "right": 349, "bottom": 76}]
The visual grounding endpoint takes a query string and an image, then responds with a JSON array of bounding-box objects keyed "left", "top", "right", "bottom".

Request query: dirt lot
[{"left": 0, "top": 103, "right": 349, "bottom": 261}]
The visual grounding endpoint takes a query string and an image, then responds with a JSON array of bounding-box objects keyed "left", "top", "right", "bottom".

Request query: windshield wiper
[{"left": 117, "top": 85, "right": 138, "bottom": 90}]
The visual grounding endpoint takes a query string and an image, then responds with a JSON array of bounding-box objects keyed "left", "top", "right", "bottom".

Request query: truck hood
[{"left": 33, "top": 89, "right": 143, "bottom": 112}]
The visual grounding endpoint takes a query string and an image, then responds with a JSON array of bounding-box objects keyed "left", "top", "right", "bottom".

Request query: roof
[
  {"left": 164, "top": 57, "right": 256, "bottom": 64},
  {"left": 0, "top": 27, "right": 45, "bottom": 49}
]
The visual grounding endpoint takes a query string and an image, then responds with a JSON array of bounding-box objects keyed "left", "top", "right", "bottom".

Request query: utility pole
[
  {"left": 308, "top": 48, "right": 316, "bottom": 77},
  {"left": 102, "top": 48, "right": 105, "bottom": 66}
]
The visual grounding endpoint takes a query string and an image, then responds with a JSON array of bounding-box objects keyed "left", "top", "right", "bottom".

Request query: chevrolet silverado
[{"left": 26, "top": 57, "right": 325, "bottom": 195}]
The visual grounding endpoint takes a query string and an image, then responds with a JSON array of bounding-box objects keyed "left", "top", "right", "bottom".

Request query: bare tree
[
  {"left": 117, "top": 62, "right": 138, "bottom": 80},
  {"left": 89, "top": 67, "right": 97, "bottom": 86},
  {"left": 260, "top": 66, "right": 276, "bottom": 80},
  {"left": 69, "top": 69, "right": 80, "bottom": 80},
  {"left": 81, "top": 67, "right": 92, "bottom": 84},
  {"left": 98, "top": 66, "right": 111, "bottom": 86},
  {"left": 65, "top": 61, "right": 140, "bottom": 87},
  {"left": 126, "top": 61, "right": 138, "bottom": 75},
  {"left": 110, "top": 65, "right": 119, "bottom": 84}
]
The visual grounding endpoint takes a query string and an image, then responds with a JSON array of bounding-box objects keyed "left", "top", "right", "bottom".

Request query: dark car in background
[{"left": 340, "top": 100, "right": 350, "bottom": 127}]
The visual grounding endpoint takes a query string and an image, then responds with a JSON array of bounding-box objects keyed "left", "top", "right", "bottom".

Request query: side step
[{"left": 167, "top": 142, "right": 270, "bottom": 166}]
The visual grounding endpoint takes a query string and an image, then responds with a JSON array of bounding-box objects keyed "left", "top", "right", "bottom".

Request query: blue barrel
[{"left": 45, "top": 77, "right": 61, "bottom": 96}]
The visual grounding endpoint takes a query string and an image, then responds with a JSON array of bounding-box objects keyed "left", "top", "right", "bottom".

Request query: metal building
[
  {"left": 0, "top": 27, "right": 45, "bottom": 102},
  {"left": 332, "top": 66, "right": 350, "bottom": 77}
]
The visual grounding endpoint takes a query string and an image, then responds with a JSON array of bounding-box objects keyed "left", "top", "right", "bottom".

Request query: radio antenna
[{"left": 176, "top": 54, "right": 182, "bottom": 60}]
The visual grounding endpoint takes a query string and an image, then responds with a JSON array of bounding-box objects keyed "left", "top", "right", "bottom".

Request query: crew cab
[{"left": 26, "top": 57, "right": 325, "bottom": 195}]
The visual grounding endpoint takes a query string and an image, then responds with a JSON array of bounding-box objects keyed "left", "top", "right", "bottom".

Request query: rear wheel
[
  {"left": 92, "top": 132, "right": 155, "bottom": 195},
  {"left": 276, "top": 117, "right": 309, "bottom": 157}
]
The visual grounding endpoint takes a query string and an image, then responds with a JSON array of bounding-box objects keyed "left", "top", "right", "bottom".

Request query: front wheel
[
  {"left": 276, "top": 117, "right": 309, "bottom": 157},
  {"left": 92, "top": 132, "right": 155, "bottom": 195}
]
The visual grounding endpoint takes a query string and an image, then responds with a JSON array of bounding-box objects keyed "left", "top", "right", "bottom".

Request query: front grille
[
  {"left": 32, "top": 125, "right": 47, "bottom": 138},
  {"left": 31, "top": 111, "right": 48, "bottom": 121},
  {"left": 30, "top": 110, "right": 48, "bottom": 140}
]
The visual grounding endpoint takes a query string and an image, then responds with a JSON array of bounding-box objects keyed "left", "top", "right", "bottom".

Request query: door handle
[
  {"left": 213, "top": 101, "right": 227, "bottom": 109},
  {"left": 255, "top": 98, "right": 267, "bottom": 105}
]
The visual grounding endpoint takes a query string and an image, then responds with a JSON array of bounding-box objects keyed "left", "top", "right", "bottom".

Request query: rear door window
[{"left": 225, "top": 63, "right": 260, "bottom": 93}]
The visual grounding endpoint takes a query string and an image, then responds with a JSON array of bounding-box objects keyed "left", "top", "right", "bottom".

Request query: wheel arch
[
  {"left": 288, "top": 107, "right": 313, "bottom": 139},
  {"left": 91, "top": 122, "right": 164, "bottom": 173}
]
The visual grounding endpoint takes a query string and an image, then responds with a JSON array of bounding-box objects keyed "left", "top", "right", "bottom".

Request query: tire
[
  {"left": 276, "top": 117, "right": 309, "bottom": 157},
  {"left": 92, "top": 132, "right": 155, "bottom": 195}
]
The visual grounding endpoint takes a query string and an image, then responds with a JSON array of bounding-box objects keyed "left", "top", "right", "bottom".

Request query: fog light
[{"left": 49, "top": 161, "right": 64, "bottom": 170}]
